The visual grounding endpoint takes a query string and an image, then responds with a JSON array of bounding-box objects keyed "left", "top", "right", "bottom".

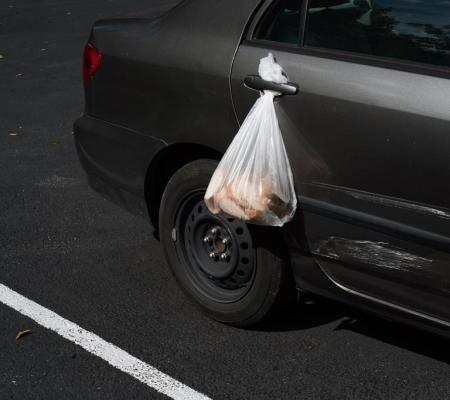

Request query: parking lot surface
[{"left": 1, "top": 1, "right": 449, "bottom": 399}]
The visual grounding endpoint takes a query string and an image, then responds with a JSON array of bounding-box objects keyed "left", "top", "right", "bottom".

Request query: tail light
[{"left": 83, "top": 42, "right": 102, "bottom": 83}]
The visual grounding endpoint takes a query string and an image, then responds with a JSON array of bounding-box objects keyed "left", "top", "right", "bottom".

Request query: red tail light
[{"left": 83, "top": 42, "right": 102, "bottom": 83}]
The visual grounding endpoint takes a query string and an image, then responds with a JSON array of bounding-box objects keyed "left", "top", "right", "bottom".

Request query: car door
[{"left": 231, "top": 0, "right": 450, "bottom": 323}]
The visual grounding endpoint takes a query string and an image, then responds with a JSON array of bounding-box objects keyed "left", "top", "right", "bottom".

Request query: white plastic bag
[{"left": 204, "top": 53, "right": 297, "bottom": 227}]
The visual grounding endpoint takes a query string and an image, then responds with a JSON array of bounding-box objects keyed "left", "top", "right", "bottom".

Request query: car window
[
  {"left": 253, "top": 0, "right": 302, "bottom": 45},
  {"left": 304, "top": 0, "right": 450, "bottom": 69}
]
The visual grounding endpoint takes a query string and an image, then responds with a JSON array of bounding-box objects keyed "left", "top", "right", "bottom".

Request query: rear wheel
[{"left": 159, "top": 159, "right": 295, "bottom": 326}]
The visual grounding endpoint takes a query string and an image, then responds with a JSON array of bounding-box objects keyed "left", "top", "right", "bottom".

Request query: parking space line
[{"left": 0, "top": 283, "right": 211, "bottom": 400}]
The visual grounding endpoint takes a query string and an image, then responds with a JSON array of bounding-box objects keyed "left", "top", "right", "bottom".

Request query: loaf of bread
[{"left": 204, "top": 169, "right": 290, "bottom": 223}]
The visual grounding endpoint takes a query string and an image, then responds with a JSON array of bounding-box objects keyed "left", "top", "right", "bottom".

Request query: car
[{"left": 74, "top": 0, "right": 450, "bottom": 335}]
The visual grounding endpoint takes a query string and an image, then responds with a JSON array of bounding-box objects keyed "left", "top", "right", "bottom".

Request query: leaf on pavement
[{"left": 16, "top": 329, "right": 32, "bottom": 341}]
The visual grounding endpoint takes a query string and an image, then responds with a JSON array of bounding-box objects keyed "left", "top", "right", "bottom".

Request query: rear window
[{"left": 304, "top": 0, "right": 450, "bottom": 69}]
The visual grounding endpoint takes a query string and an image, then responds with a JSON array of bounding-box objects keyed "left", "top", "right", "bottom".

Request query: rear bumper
[{"left": 74, "top": 114, "right": 166, "bottom": 218}]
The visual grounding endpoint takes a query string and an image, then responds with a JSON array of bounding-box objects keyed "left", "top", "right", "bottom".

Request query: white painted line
[{"left": 0, "top": 283, "right": 211, "bottom": 400}]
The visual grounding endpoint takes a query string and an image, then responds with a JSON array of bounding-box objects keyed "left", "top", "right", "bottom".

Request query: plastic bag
[{"left": 204, "top": 53, "right": 297, "bottom": 227}]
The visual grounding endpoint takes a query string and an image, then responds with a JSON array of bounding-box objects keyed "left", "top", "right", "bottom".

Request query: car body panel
[
  {"left": 74, "top": 0, "right": 450, "bottom": 335},
  {"left": 75, "top": 0, "right": 263, "bottom": 213},
  {"left": 86, "top": 0, "right": 262, "bottom": 151},
  {"left": 231, "top": 42, "right": 450, "bottom": 324},
  {"left": 74, "top": 115, "right": 166, "bottom": 217}
]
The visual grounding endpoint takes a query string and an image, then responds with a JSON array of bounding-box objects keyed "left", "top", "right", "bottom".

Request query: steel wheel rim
[{"left": 174, "top": 191, "right": 255, "bottom": 303}]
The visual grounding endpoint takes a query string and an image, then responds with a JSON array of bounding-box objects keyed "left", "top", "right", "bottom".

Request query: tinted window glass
[
  {"left": 254, "top": 0, "right": 302, "bottom": 45},
  {"left": 305, "top": 0, "right": 450, "bottom": 69}
]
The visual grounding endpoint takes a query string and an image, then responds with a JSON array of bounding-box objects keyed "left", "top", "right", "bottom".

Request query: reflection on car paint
[
  {"left": 310, "top": 182, "right": 450, "bottom": 220},
  {"left": 348, "top": 192, "right": 450, "bottom": 220},
  {"left": 276, "top": 106, "right": 330, "bottom": 183}
]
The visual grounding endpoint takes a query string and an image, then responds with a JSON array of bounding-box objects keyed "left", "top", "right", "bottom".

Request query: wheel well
[{"left": 145, "top": 143, "right": 221, "bottom": 229}]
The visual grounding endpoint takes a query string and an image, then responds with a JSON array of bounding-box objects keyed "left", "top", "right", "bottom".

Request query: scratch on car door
[{"left": 312, "top": 236, "right": 433, "bottom": 272}]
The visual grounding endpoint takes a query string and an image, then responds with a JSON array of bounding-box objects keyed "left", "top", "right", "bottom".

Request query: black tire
[{"left": 159, "top": 159, "right": 295, "bottom": 326}]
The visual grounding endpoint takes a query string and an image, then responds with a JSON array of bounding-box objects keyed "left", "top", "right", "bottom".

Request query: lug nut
[
  {"left": 222, "top": 238, "right": 229, "bottom": 245},
  {"left": 203, "top": 236, "right": 210, "bottom": 243},
  {"left": 220, "top": 252, "right": 230, "bottom": 260},
  {"left": 211, "top": 228, "right": 217, "bottom": 235},
  {"left": 209, "top": 252, "right": 216, "bottom": 259}
]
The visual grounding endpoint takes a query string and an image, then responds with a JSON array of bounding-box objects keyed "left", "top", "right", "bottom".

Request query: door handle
[{"left": 244, "top": 75, "right": 298, "bottom": 95}]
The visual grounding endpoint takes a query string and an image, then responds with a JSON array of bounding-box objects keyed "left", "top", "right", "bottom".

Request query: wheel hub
[{"left": 203, "top": 225, "right": 231, "bottom": 262}]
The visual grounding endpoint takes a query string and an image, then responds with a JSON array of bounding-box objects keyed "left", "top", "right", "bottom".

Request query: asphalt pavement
[{"left": 1, "top": 1, "right": 449, "bottom": 399}]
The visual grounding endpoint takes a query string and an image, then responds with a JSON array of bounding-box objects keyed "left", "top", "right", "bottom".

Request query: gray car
[{"left": 74, "top": 0, "right": 450, "bottom": 336}]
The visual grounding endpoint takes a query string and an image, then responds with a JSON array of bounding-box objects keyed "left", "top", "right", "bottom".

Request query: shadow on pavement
[
  {"left": 152, "top": 229, "right": 160, "bottom": 241},
  {"left": 334, "top": 313, "right": 450, "bottom": 365},
  {"left": 252, "top": 295, "right": 345, "bottom": 332},
  {"left": 254, "top": 294, "right": 450, "bottom": 365}
]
